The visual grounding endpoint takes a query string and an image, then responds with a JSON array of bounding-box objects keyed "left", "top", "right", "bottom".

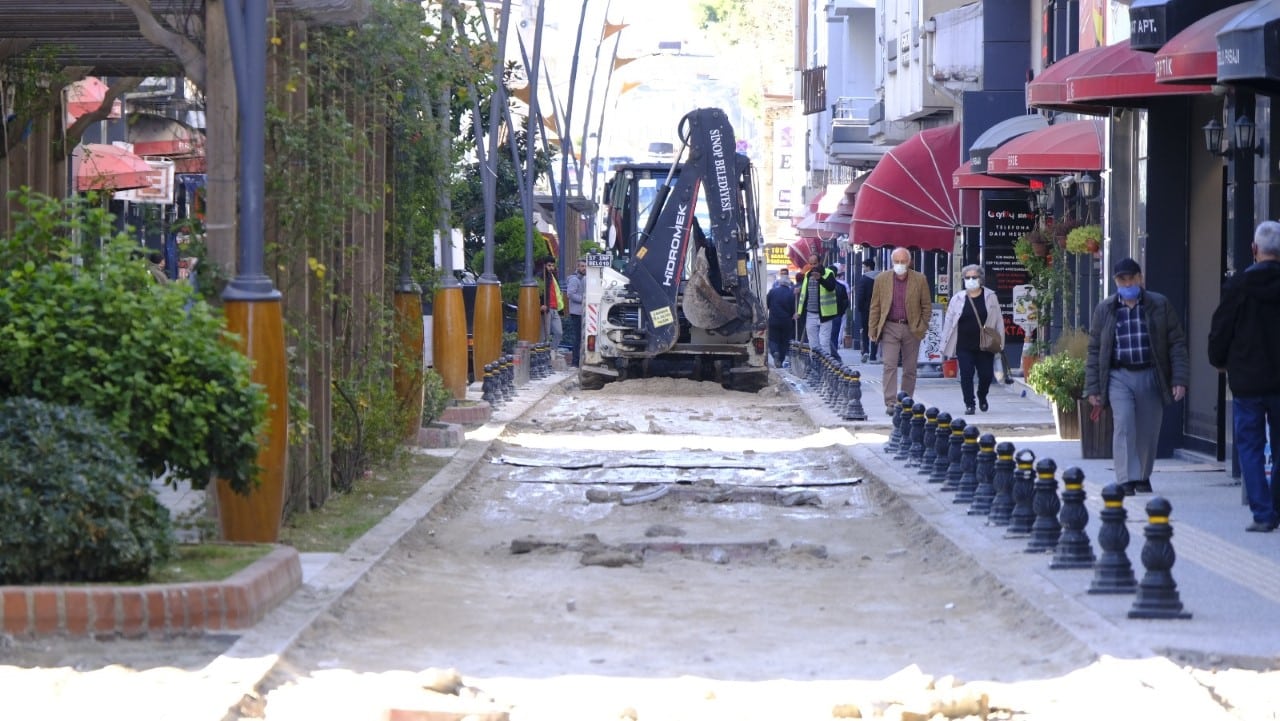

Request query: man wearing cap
[
  {"left": 1208, "top": 220, "right": 1280, "bottom": 532},
  {"left": 1085, "top": 257, "right": 1189, "bottom": 496}
]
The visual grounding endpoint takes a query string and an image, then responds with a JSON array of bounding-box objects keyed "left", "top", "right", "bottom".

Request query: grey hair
[
  {"left": 1255, "top": 221, "right": 1280, "bottom": 257},
  {"left": 961, "top": 264, "right": 984, "bottom": 282}
]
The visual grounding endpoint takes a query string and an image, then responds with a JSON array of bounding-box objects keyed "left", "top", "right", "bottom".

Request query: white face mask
[
  {"left": 964, "top": 278, "right": 981, "bottom": 291},
  {"left": 893, "top": 263, "right": 908, "bottom": 276}
]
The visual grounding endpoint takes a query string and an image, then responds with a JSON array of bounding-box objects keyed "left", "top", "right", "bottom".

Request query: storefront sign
[{"left": 981, "top": 198, "right": 1037, "bottom": 344}]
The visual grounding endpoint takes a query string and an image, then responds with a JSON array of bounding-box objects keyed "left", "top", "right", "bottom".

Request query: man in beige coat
[{"left": 868, "top": 247, "right": 933, "bottom": 413}]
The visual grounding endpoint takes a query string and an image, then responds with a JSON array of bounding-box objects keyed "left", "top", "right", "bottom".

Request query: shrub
[
  {"left": 0, "top": 397, "right": 173, "bottom": 583},
  {"left": 421, "top": 368, "right": 450, "bottom": 425},
  {"left": 1026, "top": 352, "right": 1086, "bottom": 413},
  {"left": 0, "top": 190, "right": 266, "bottom": 494}
]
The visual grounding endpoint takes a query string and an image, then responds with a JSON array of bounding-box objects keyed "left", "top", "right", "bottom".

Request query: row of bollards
[
  {"left": 787, "top": 341, "right": 868, "bottom": 421},
  {"left": 481, "top": 344, "right": 558, "bottom": 409},
  {"left": 875, "top": 392, "right": 1191, "bottom": 620}
]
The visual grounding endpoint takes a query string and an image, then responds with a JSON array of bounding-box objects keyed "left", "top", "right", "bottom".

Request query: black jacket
[
  {"left": 835, "top": 280, "right": 850, "bottom": 316},
  {"left": 855, "top": 271, "right": 877, "bottom": 314},
  {"left": 766, "top": 283, "right": 796, "bottom": 326},
  {"left": 1208, "top": 259, "right": 1280, "bottom": 397}
]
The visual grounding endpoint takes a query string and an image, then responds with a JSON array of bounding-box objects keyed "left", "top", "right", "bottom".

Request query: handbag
[{"left": 967, "top": 294, "right": 1003, "bottom": 353}]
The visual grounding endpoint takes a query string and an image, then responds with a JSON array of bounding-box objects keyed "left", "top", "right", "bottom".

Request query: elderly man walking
[
  {"left": 868, "top": 247, "right": 932, "bottom": 414},
  {"left": 1085, "top": 257, "right": 1189, "bottom": 496}
]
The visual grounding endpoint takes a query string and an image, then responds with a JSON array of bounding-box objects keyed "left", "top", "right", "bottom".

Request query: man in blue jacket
[
  {"left": 766, "top": 270, "right": 796, "bottom": 367},
  {"left": 1209, "top": 221, "right": 1280, "bottom": 532}
]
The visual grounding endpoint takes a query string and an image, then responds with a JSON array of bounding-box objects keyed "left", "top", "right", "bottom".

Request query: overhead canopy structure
[
  {"left": 1028, "top": 40, "right": 1209, "bottom": 114},
  {"left": 952, "top": 161, "right": 1029, "bottom": 190},
  {"left": 128, "top": 113, "right": 204, "bottom": 158},
  {"left": 986, "top": 119, "right": 1105, "bottom": 175},
  {"left": 1216, "top": 0, "right": 1280, "bottom": 95},
  {"left": 849, "top": 124, "right": 960, "bottom": 252},
  {"left": 967, "top": 114, "right": 1048, "bottom": 173},
  {"left": 73, "top": 142, "right": 153, "bottom": 192},
  {"left": 1154, "top": 3, "right": 1253, "bottom": 84},
  {"left": 64, "top": 76, "right": 121, "bottom": 125}
]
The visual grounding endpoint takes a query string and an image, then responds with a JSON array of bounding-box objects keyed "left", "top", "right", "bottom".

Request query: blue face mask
[{"left": 1117, "top": 284, "right": 1141, "bottom": 301}]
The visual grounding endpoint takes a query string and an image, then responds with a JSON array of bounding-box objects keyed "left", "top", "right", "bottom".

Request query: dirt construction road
[
  {"left": 2, "top": 376, "right": 1272, "bottom": 720},
  {"left": 251, "top": 378, "right": 1252, "bottom": 721}
]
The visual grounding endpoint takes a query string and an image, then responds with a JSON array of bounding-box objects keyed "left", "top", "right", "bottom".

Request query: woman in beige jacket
[{"left": 940, "top": 264, "right": 1004, "bottom": 415}]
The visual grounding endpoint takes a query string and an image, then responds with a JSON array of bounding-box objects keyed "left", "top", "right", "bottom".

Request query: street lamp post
[{"left": 216, "top": 0, "right": 288, "bottom": 542}]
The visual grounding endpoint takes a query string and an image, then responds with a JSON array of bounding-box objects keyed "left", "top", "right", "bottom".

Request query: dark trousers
[
  {"left": 857, "top": 310, "right": 876, "bottom": 359},
  {"left": 956, "top": 347, "right": 995, "bottom": 407},
  {"left": 829, "top": 313, "right": 844, "bottom": 356},
  {"left": 565, "top": 313, "right": 582, "bottom": 366},
  {"left": 1233, "top": 394, "right": 1280, "bottom": 525},
  {"left": 768, "top": 321, "right": 793, "bottom": 366}
]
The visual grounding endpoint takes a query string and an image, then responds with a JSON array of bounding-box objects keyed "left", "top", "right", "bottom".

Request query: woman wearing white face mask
[{"left": 940, "top": 264, "right": 1004, "bottom": 415}]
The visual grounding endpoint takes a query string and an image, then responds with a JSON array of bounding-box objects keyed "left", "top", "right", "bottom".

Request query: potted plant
[
  {"left": 1026, "top": 353, "right": 1085, "bottom": 439},
  {"left": 1065, "top": 224, "right": 1102, "bottom": 255}
]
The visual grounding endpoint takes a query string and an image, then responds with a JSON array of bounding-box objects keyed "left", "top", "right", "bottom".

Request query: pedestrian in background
[
  {"left": 1085, "top": 257, "right": 1189, "bottom": 496},
  {"left": 830, "top": 264, "right": 850, "bottom": 357},
  {"left": 767, "top": 269, "right": 796, "bottom": 368},
  {"left": 856, "top": 258, "right": 879, "bottom": 363},
  {"left": 564, "top": 258, "right": 587, "bottom": 366},
  {"left": 795, "top": 252, "right": 838, "bottom": 355},
  {"left": 868, "top": 247, "right": 932, "bottom": 414},
  {"left": 1209, "top": 221, "right": 1280, "bottom": 532},
  {"left": 940, "top": 264, "right": 1003, "bottom": 415},
  {"left": 539, "top": 259, "right": 564, "bottom": 351}
]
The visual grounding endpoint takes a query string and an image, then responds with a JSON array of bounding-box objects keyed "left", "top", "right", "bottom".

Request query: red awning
[
  {"left": 787, "top": 236, "right": 824, "bottom": 268},
  {"left": 64, "top": 77, "right": 122, "bottom": 125},
  {"left": 952, "top": 161, "right": 1029, "bottom": 190},
  {"left": 128, "top": 113, "right": 205, "bottom": 157},
  {"left": 1066, "top": 40, "right": 1212, "bottom": 103},
  {"left": 1027, "top": 52, "right": 1111, "bottom": 115},
  {"left": 794, "top": 211, "right": 822, "bottom": 238},
  {"left": 73, "top": 143, "right": 153, "bottom": 192},
  {"left": 987, "top": 119, "right": 1105, "bottom": 175},
  {"left": 822, "top": 177, "right": 866, "bottom": 235},
  {"left": 850, "top": 124, "right": 960, "bottom": 253},
  {"left": 1154, "top": 3, "right": 1252, "bottom": 84}
]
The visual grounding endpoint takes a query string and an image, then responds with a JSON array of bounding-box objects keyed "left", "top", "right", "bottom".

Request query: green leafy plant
[
  {"left": 1065, "top": 224, "right": 1102, "bottom": 255},
  {"left": 0, "top": 398, "right": 174, "bottom": 583},
  {"left": 1026, "top": 352, "right": 1086, "bottom": 413},
  {"left": 0, "top": 190, "right": 267, "bottom": 494},
  {"left": 421, "top": 369, "right": 450, "bottom": 425}
]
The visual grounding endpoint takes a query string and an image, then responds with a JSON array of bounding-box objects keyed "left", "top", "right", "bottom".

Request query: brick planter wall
[{"left": 0, "top": 545, "right": 301, "bottom": 639}]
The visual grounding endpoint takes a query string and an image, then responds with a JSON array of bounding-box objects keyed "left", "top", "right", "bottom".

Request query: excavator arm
[{"left": 621, "top": 107, "right": 762, "bottom": 355}]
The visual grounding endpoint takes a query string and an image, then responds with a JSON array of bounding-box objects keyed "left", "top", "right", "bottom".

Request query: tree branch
[{"left": 116, "top": 0, "right": 207, "bottom": 90}]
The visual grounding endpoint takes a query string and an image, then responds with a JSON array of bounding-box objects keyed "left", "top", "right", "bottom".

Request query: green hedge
[{"left": 0, "top": 398, "right": 173, "bottom": 583}]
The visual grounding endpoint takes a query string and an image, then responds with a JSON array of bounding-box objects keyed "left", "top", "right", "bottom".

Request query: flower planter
[
  {"left": 1054, "top": 403, "right": 1081, "bottom": 440},
  {"left": 1079, "top": 404, "right": 1114, "bottom": 459}
]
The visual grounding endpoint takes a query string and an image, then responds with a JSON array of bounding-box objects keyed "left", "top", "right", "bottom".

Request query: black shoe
[
  {"left": 1245, "top": 521, "right": 1277, "bottom": 533},
  {"left": 979, "top": 399, "right": 989, "bottom": 412},
  {"left": 1133, "top": 479, "right": 1153, "bottom": 494},
  {"left": 965, "top": 405, "right": 976, "bottom": 415},
  {"left": 1119, "top": 482, "right": 1136, "bottom": 496}
]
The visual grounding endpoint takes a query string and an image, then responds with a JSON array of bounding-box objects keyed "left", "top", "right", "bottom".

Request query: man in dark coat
[
  {"left": 830, "top": 265, "right": 850, "bottom": 357},
  {"left": 855, "top": 258, "right": 879, "bottom": 362},
  {"left": 1209, "top": 220, "right": 1280, "bottom": 532},
  {"left": 766, "top": 270, "right": 796, "bottom": 367}
]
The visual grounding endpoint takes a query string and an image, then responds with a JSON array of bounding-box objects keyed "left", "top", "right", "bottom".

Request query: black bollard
[
  {"left": 885, "top": 394, "right": 909, "bottom": 453},
  {"left": 1089, "top": 483, "right": 1138, "bottom": 594},
  {"left": 941, "top": 417, "right": 967, "bottom": 492},
  {"left": 954, "top": 425, "right": 981, "bottom": 504},
  {"left": 918, "top": 408, "right": 940, "bottom": 476},
  {"left": 969, "top": 433, "right": 997, "bottom": 516},
  {"left": 1025, "top": 458, "right": 1062, "bottom": 554},
  {"left": 987, "top": 441, "right": 1016, "bottom": 526},
  {"left": 893, "top": 399, "right": 915, "bottom": 461},
  {"left": 1004, "top": 448, "right": 1037, "bottom": 538},
  {"left": 481, "top": 362, "right": 497, "bottom": 407},
  {"left": 929, "top": 411, "right": 952, "bottom": 484},
  {"left": 843, "top": 369, "right": 868, "bottom": 421},
  {"left": 906, "top": 403, "right": 927, "bottom": 467},
  {"left": 1128, "top": 497, "right": 1192, "bottom": 619},
  {"left": 805, "top": 344, "right": 821, "bottom": 387},
  {"left": 1050, "top": 466, "right": 1096, "bottom": 569}
]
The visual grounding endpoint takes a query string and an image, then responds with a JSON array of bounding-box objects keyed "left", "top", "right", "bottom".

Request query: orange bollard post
[
  {"left": 472, "top": 278, "right": 503, "bottom": 383},
  {"left": 518, "top": 281, "right": 541, "bottom": 344},
  {"left": 433, "top": 284, "right": 468, "bottom": 400},
  {"left": 216, "top": 298, "right": 289, "bottom": 543}
]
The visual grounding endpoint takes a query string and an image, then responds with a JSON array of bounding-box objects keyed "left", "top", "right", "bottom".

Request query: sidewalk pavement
[{"left": 797, "top": 346, "right": 1280, "bottom": 669}]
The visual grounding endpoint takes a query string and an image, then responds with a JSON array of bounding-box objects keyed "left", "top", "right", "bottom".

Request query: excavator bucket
[{"left": 681, "top": 247, "right": 740, "bottom": 330}]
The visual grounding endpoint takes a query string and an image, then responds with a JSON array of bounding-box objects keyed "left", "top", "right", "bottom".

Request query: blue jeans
[
  {"left": 564, "top": 313, "right": 581, "bottom": 366},
  {"left": 829, "top": 313, "right": 844, "bottom": 356},
  {"left": 1233, "top": 394, "right": 1280, "bottom": 526}
]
